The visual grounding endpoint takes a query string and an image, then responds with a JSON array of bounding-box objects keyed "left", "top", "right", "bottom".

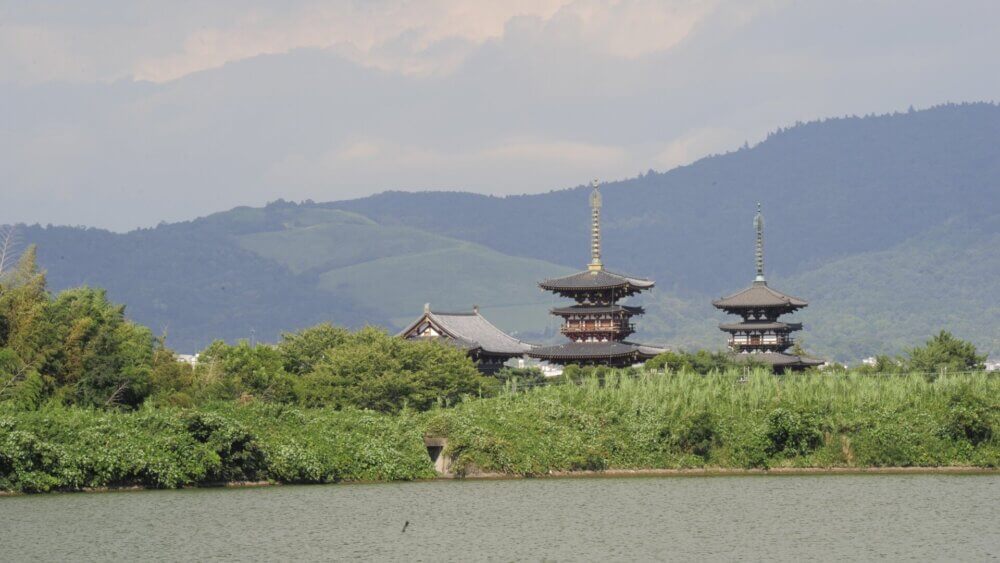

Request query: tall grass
[
  {"left": 427, "top": 370, "right": 1000, "bottom": 474},
  {"left": 2, "top": 370, "right": 997, "bottom": 493}
]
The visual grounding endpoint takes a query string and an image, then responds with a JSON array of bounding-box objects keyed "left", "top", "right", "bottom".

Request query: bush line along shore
[{"left": 3, "top": 372, "right": 997, "bottom": 494}]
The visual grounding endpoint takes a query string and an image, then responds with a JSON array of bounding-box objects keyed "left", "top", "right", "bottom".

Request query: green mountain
[
  {"left": 19, "top": 204, "right": 573, "bottom": 352},
  {"left": 783, "top": 214, "right": 1000, "bottom": 361},
  {"left": 13, "top": 104, "right": 1000, "bottom": 359},
  {"left": 230, "top": 206, "right": 574, "bottom": 333}
]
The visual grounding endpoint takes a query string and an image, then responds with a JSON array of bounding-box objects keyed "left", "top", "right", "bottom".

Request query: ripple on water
[{"left": 1, "top": 474, "right": 998, "bottom": 561}]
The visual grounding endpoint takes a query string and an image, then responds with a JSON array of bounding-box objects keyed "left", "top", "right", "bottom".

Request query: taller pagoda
[
  {"left": 528, "top": 182, "right": 663, "bottom": 367},
  {"left": 712, "top": 203, "right": 822, "bottom": 373}
]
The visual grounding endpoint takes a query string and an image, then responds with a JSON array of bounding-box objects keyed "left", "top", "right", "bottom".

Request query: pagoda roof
[
  {"left": 733, "top": 351, "right": 824, "bottom": 368},
  {"left": 528, "top": 341, "right": 664, "bottom": 361},
  {"left": 398, "top": 307, "right": 533, "bottom": 356},
  {"left": 551, "top": 304, "right": 645, "bottom": 315},
  {"left": 539, "top": 269, "right": 654, "bottom": 293},
  {"left": 712, "top": 281, "right": 807, "bottom": 311},
  {"left": 718, "top": 320, "right": 802, "bottom": 332}
]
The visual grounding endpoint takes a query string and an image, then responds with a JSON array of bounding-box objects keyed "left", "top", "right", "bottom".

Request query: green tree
[
  {"left": 198, "top": 340, "right": 295, "bottom": 403},
  {"left": 645, "top": 352, "right": 691, "bottom": 372},
  {"left": 44, "top": 287, "right": 154, "bottom": 408},
  {"left": 494, "top": 367, "right": 546, "bottom": 387},
  {"left": 906, "top": 330, "right": 986, "bottom": 373},
  {"left": 148, "top": 337, "right": 196, "bottom": 405},
  {"left": 277, "top": 323, "right": 349, "bottom": 376},
  {"left": 645, "top": 350, "right": 747, "bottom": 374},
  {"left": 0, "top": 246, "right": 52, "bottom": 370},
  {"left": 296, "top": 326, "right": 495, "bottom": 412},
  {"left": 0, "top": 347, "right": 44, "bottom": 409}
]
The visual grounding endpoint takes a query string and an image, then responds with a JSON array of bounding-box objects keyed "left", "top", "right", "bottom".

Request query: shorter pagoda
[
  {"left": 712, "top": 203, "right": 823, "bottom": 373},
  {"left": 528, "top": 182, "right": 664, "bottom": 367}
]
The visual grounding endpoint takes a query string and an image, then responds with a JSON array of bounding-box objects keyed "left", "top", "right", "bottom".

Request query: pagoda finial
[
  {"left": 588, "top": 179, "right": 603, "bottom": 271},
  {"left": 754, "top": 202, "right": 765, "bottom": 283}
]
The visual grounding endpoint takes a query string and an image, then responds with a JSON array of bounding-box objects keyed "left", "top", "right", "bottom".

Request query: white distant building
[
  {"left": 176, "top": 354, "right": 199, "bottom": 366},
  {"left": 516, "top": 357, "right": 563, "bottom": 377},
  {"left": 985, "top": 358, "right": 999, "bottom": 372},
  {"left": 862, "top": 356, "right": 878, "bottom": 366}
]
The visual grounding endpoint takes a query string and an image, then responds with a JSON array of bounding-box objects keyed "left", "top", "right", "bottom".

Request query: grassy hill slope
[
  {"left": 231, "top": 206, "right": 575, "bottom": 338},
  {"left": 19, "top": 203, "right": 574, "bottom": 352}
]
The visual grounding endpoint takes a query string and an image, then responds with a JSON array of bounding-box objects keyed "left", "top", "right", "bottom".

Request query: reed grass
[
  {"left": 2, "top": 370, "right": 996, "bottom": 493},
  {"left": 427, "top": 370, "right": 1000, "bottom": 475}
]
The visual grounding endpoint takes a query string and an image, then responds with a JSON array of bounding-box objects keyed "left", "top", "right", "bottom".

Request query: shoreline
[
  {"left": 2, "top": 466, "right": 996, "bottom": 497},
  {"left": 453, "top": 465, "right": 1000, "bottom": 479}
]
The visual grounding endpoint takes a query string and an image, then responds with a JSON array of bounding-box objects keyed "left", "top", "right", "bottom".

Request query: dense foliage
[
  {"left": 0, "top": 248, "right": 158, "bottom": 409},
  {"left": 427, "top": 371, "right": 999, "bottom": 476},
  {"left": 3, "top": 371, "right": 997, "bottom": 493},
  {"left": 0, "top": 255, "right": 494, "bottom": 413},
  {"left": 0, "top": 405, "right": 434, "bottom": 493},
  {"left": 828, "top": 330, "right": 986, "bottom": 376}
]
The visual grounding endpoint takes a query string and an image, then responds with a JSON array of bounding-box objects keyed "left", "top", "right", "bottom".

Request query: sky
[{"left": 2, "top": 0, "right": 999, "bottom": 231}]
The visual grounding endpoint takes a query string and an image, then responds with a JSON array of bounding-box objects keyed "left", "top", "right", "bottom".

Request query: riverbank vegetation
[
  {"left": 427, "top": 371, "right": 998, "bottom": 476},
  {"left": 3, "top": 371, "right": 997, "bottom": 492}
]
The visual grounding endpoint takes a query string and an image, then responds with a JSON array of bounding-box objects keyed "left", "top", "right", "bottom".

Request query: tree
[
  {"left": 198, "top": 340, "right": 295, "bottom": 403},
  {"left": 0, "top": 246, "right": 52, "bottom": 368},
  {"left": 906, "top": 330, "right": 986, "bottom": 373},
  {"left": 0, "top": 347, "right": 43, "bottom": 409},
  {"left": 494, "top": 367, "right": 546, "bottom": 387},
  {"left": 645, "top": 350, "right": 746, "bottom": 374},
  {"left": 296, "top": 327, "right": 495, "bottom": 412},
  {"left": 44, "top": 287, "right": 154, "bottom": 408},
  {"left": 0, "top": 224, "right": 21, "bottom": 278},
  {"left": 277, "top": 323, "right": 349, "bottom": 376},
  {"left": 148, "top": 337, "right": 196, "bottom": 404}
]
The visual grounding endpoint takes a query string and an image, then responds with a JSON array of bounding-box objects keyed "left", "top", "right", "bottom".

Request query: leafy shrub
[
  {"left": 494, "top": 367, "right": 546, "bottom": 387},
  {"left": 667, "top": 410, "right": 716, "bottom": 458},
  {"left": 764, "top": 408, "right": 824, "bottom": 457},
  {"left": 181, "top": 411, "right": 266, "bottom": 482},
  {"left": 941, "top": 386, "right": 994, "bottom": 445}
]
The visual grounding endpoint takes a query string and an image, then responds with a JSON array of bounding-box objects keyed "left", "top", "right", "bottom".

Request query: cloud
[
  {"left": 654, "top": 128, "right": 744, "bottom": 170},
  {"left": 133, "top": 0, "right": 574, "bottom": 82},
  {"left": 2, "top": 0, "right": 722, "bottom": 83},
  {"left": 2, "top": 0, "right": 999, "bottom": 230},
  {"left": 265, "top": 138, "right": 630, "bottom": 200}
]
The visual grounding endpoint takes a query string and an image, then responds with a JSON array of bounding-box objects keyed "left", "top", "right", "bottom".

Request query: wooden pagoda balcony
[
  {"left": 561, "top": 320, "right": 635, "bottom": 337},
  {"left": 728, "top": 334, "right": 793, "bottom": 348}
]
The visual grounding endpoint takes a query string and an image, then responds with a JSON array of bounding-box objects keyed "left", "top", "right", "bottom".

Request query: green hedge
[{"left": 0, "top": 404, "right": 434, "bottom": 493}]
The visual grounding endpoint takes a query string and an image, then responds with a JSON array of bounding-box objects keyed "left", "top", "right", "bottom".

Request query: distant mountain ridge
[{"left": 13, "top": 103, "right": 1000, "bottom": 359}]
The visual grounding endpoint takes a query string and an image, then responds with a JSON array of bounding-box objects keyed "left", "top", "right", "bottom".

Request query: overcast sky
[{"left": 2, "top": 0, "right": 998, "bottom": 231}]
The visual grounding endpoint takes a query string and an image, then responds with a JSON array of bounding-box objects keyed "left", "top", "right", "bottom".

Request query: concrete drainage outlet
[{"left": 423, "top": 437, "right": 451, "bottom": 475}]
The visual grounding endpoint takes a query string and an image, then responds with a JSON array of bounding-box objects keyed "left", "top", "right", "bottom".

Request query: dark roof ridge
[
  {"left": 427, "top": 310, "right": 478, "bottom": 317},
  {"left": 712, "top": 279, "right": 808, "bottom": 308}
]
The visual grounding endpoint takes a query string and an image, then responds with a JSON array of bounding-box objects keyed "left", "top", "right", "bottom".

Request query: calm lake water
[{"left": 2, "top": 475, "right": 998, "bottom": 561}]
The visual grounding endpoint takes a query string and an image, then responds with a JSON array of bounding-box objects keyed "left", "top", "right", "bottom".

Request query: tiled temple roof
[
  {"left": 712, "top": 281, "right": 808, "bottom": 311},
  {"left": 398, "top": 308, "right": 533, "bottom": 356}
]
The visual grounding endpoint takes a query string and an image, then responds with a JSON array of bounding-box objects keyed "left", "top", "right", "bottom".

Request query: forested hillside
[
  {"left": 18, "top": 205, "right": 572, "bottom": 352},
  {"left": 12, "top": 103, "right": 1000, "bottom": 359},
  {"left": 331, "top": 103, "right": 1000, "bottom": 294}
]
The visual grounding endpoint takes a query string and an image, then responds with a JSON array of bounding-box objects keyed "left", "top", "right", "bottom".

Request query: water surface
[{"left": 2, "top": 475, "right": 997, "bottom": 561}]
